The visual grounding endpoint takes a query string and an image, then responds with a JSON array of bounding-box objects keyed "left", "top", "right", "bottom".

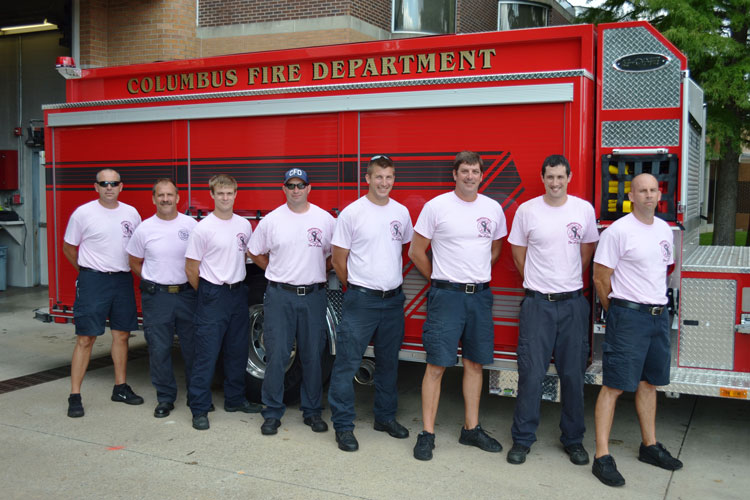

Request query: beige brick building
[{"left": 73, "top": 0, "right": 574, "bottom": 68}]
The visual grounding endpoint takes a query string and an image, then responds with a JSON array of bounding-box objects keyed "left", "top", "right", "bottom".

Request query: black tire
[{"left": 244, "top": 303, "right": 336, "bottom": 405}]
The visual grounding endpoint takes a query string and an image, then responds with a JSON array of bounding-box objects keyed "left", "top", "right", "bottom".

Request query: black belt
[
  {"left": 269, "top": 281, "right": 325, "bottom": 296},
  {"left": 200, "top": 278, "right": 243, "bottom": 290},
  {"left": 142, "top": 279, "right": 191, "bottom": 294},
  {"left": 525, "top": 288, "right": 583, "bottom": 302},
  {"left": 79, "top": 266, "right": 128, "bottom": 275},
  {"left": 348, "top": 284, "right": 402, "bottom": 298},
  {"left": 611, "top": 298, "right": 665, "bottom": 316},
  {"left": 431, "top": 279, "right": 490, "bottom": 294}
]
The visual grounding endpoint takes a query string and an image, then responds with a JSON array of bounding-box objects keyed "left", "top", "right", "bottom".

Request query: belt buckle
[
  {"left": 297, "top": 286, "right": 307, "bottom": 296},
  {"left": 546, "top": 293, "right": 556, "bottom": 302},
  {"left": 167, "top": 285, "right": 180, "bottom": 293},
  {"left": 381, "top": 290, "right": 388, "bottom": 298},
  {"left": 465, "top": 283, "right": 476, "bottom": 294},
  {"left": 651, "top": 306, "right": 664, "bottom": 316}
]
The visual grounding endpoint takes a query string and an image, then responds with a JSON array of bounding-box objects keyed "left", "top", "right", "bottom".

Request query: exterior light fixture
[{"left": 0, "top": 19, "right": 58, "bottom": 35}]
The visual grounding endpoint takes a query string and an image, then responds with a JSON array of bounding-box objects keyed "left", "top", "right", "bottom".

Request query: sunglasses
[
  {"left": 370, "top": 154, "right": 391, "bottom": 161},
  {"left": 284, "top": 182, "right": 308, "bottom": 190},
  {"left": 97, "top": 181, "right": 121, "bottom": 187}
]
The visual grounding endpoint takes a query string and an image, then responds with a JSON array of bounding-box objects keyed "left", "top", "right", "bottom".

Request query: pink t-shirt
[
  {"left": 126, "top": 213, "right": 197, "bottom": 285},
  {"left": 508, "top": 195, "right": 599, "bottom": 293},
  {"left": 248, "top": 203, "right": 335, "bottom": 285},
  {"left": 414, "top": 191, "right": 507, "bottom": 283},
  {"left": 594, "top": 213, "right": 674, "bottom": 305},
  {"left": 185, "top": 213, "right": 251, "bottom": 285},
  {"left": 332, "top": 196, "right": 414, "bottom": 291},
  {"left": 64, "top": 200, "right": 141, "bottom": 272}
]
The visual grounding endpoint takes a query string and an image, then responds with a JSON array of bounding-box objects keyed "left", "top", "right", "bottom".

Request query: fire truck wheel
[{"left": 244, "top": 304, "right": 335, "bottom": 405}]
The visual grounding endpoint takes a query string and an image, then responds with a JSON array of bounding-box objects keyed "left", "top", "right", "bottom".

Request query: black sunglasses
[
  {"left": 97, "top": 181, "right": 121, "bottom": 187},
  {"left": 284, "top": 182, "right": 308, "bottom": 190}
]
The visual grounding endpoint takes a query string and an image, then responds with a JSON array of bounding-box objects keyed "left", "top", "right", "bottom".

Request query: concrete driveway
[{"left": 1, "top": 286, "right": 748, "bottom": 499}]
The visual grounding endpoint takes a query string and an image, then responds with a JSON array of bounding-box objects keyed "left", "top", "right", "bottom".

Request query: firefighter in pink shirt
[
  {"left": 127, "top": 179, "right": 198, "bottom": 419},
  {"left": 506, "top": 155, "right": 598, "bottom": 466},
  {"left": 63, "top": 168, "right": 143, "bottom": 418},
  {"left": 591, "top": 173, "right": 683, "bottom": 486},
  {"left": 185, "top": 174, "right": 261, "bottom": 431},
  {"left": 248, "top": 168, "right": 335, "bottom": 436},
  {"left": 409, "top": 151, "right": 507, "bottom": 461},
  {"left": 328, "top": 154, "right": 414, "bottom": 452}
]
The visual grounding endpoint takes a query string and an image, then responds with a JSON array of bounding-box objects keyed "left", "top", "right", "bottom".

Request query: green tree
[{"left": 577, "top": 1, "right": 750, "bottom": 245}]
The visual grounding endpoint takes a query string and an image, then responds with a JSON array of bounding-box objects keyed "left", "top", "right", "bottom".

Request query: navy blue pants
[
  {"left": 74, "top": 269, "right": 137, "bottom": 335},
  {"left": 603, "top": 303, "right": 670, "bottom": 391},
  {"left": 261, "top": 284, "right": 326, "bottom": 420},
  {"left": 188, "top": 279, "right": 249, "bottom": 416},
  {"left": 328, "top": 288, "right": 405, "bottom": 431},
  {"left": 141, "top": 287, "right": 196, "bottom": 404},
  {"left": 511, "top": 294, "right": 590, "bottom": 448}
]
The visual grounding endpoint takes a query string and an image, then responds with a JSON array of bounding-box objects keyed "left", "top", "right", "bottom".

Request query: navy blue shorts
[
  {"left": 73, "top": 268, "right": 138, "bottom": 336},
  {"left": 602, "top": 303, "right": 670, "bottom": 392},
  {"left": 422, "top": 286, "right": 494, "bottom": 366}
]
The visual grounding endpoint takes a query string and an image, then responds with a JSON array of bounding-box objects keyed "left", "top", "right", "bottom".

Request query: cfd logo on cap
[{"left": 285, "top": 168, "right": 309, "bottom": 183}]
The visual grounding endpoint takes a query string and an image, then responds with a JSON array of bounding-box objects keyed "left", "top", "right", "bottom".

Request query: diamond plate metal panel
[
  {"left": 679, "top": 278, "right": 736, "bottom": 370},
  {"left": 682, "top": 246, "right": 750, "bottom": 273},
  {"left": 685, "top": 126, "right": 702, "bottom": 224},
  {"left": 602, "top": 26, "right": 681, "bottom": 109},
  {"left": 585, "top": 363, "right": 750, "bottom": 399},
  {"left": 602, "top": 119, "right": 679, "bottom": 147},
  {"left": 326, "top": 289, "right": 343, "bottom": 324},
  {"left": 488, "top": 370, "right": 561, "bottom": 402}
]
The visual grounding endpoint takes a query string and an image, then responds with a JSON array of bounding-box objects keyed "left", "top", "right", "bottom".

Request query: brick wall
[
  {"left": 198, "top": 0, "right": 391, "bottom": 31},
  {"left": 79, "top": 0, "right": 108, "bottom": 67},
  {"left": 549, "top": 6, "right": 569, "bottom": 26},
  {"left": 79, "top": 0, "right": 197, "bottom": 68},
  {"left": 457, "top": 0, "right": 498, "bottom": 33},
  {"left": 199, "top": 0, "right": 349, "bottom": 26},
  {"left": 351, "top": 0, "right": 391, "bottom": 31},
  {"left": 202, "top": 28, "right": 375, "bottom": 57}
]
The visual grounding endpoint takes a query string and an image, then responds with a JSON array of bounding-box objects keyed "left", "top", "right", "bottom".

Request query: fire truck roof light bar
[
  {"left": 47, "top": 83, "right": 574, "bottom": 128},
  {"left": 611, "top": 148, "right": 669, "bottom": 155}
]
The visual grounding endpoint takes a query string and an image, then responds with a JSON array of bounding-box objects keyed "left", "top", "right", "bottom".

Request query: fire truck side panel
[
  {"left": 43, "top": 21, "right": 750, "bottom": 401},
  {"left": 46, "top": 121, "right": 182, "bottom": 316},
  {"left": 187, "top": 113, "right": 343, "bottom": 214}
]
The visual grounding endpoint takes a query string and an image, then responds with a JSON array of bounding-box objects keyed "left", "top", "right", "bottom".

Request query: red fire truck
[{"left": 42, "top": 21, "right": 750, "bottom": 403}]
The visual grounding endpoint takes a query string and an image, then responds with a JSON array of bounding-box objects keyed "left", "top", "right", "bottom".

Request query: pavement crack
[{"left": 663, "top": 395, "right": 698, "bottom": 500}]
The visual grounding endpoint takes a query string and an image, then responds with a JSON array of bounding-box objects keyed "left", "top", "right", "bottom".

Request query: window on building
[
  {"left": 497, "top": 1, "right": 549, "bottom": 31},
  {"left": 393, "top": 0, "right": 456, "bottom": 34}
]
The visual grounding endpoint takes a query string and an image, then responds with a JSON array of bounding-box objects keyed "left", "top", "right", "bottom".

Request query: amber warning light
[{"left": 56, "top": 57, "right": 81, "bottom": 79}]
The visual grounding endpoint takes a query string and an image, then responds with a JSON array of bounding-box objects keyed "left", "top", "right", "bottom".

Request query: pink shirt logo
[
  {"left": 236, "top": 233, "right": 247, "bottom": 251},
  {"left": 121, "top": 221, "right": 134, "bottom": 238},
  {"left": 390, "top": 221, "right": 404, "bottom": 241},
  {"left": 178, "top": 229, "right": 189, "bottom": 241},
  {"left": 660, "top": 240, "right": 672, "bottom": 262},
  {"left": 566, "top": 222, "right": 583, "bottom": 244},
  {"left": 307, "top": 227, "right": 323, "bottom": 247},
  {"left": 476, "top": 217, "right": 493, "bottom": 238}
]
